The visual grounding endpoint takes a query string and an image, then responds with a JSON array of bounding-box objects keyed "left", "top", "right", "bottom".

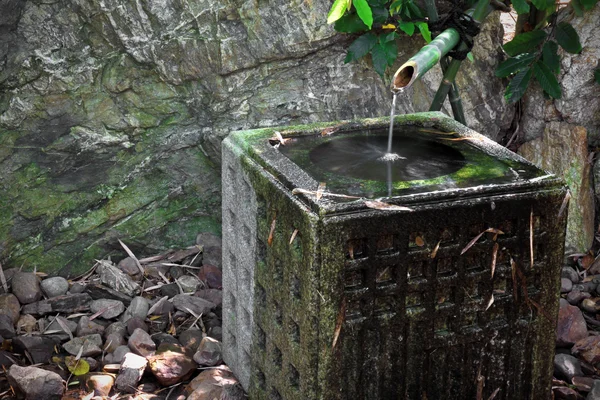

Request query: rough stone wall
[
  {"left": 517, "top": 5, "right": 600, "bottom": 253},
  {"left": 0, "top": 0, "right": 512, "bottom": 274}
]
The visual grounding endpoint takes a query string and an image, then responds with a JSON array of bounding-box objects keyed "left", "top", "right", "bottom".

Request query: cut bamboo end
[{"left": 391, "top": 61, "right": 418, "bottom": 91}]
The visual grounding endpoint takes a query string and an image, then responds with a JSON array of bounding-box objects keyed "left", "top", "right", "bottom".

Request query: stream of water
[{"left": 379, "top": 91, "right": 405, "bottom": 163}]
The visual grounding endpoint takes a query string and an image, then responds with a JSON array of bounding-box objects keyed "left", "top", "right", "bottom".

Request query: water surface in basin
[{"left": 278, "top": 126, "right": 545, "bottom": 199}]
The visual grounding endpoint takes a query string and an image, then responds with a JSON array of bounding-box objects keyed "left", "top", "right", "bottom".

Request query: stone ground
[{"left": 0, "top": 232, "right": 244, "bottom": 400}]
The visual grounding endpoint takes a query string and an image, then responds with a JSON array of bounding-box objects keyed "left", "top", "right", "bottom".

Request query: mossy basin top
[{"left": 228, "top": 112, "right": 562, "bottom": 214}]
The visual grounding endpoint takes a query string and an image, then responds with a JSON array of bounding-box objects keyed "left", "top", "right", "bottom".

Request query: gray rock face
[
  {"left": 172, "top": 294, "right": 216, "bottom": 316},
  {"left": 12, "top": 335, "right": 61, "bottom": 364},
  {"left": 98, "top": 262, "right": 141, "bottom": 297},
  {"left": 121, "top": 296, "right": 149, "bottom": 322},
  {"left": 90, "top": 298, "right": 125, "bottom": 319},
  {"left": 11, "top": 272, "right": 41, "bottom": 304},
  {"left": 0, "top": 294, "right": 21, "bottom": 323},
  {"left": 7, "top": 365, "right": 65, "bottom": 400},
  {"left": 193, "top": 336, "right": 223, "bottom": 367},
  {"left": 115, "top": 352, "right": 148, "bottom": 393},
  {"left": 63, "top": 334, "right": 103, "bottom": 357},
  {"left": 0, "top": 0, "right": 510, "bottom": 275},
  {"left": 554, "top": 353, "right": 583, "bottom": 382},
  {"left": 22, "top": 293, "right": 92, "bottom": 315},
  {"left": 40, "top": 277, "right": 69, "bottom": 298},
  {"left": 0, "top": 314, "right": 15, "bottom": 338},
  {"left": 128, "top": 328, "right": 156, "bottom": 357}
]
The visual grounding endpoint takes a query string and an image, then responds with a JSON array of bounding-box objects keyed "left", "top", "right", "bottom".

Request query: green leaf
[
  {"left": 530, "top": 0, "right": 553, "bottom": 10},
  {"left": 65, "top": 356, "right": 90, "bottom": 376},
  {"left": 398, "top": 21, "right": 415, "bottom": 35},
  {"left": 367, "top": 0, "right": 388, "bottom": 6},
  {"left": 581, "top": 0, "right": 598, "bottom": 10},
  {"left": 542, "top": 41, "right": 560, "bottom": 75},
  {"left": 503, "top": 30, "right": 547, "bottom": 56},
  {"left": 371, "top": 39, "right": 397, "bottom": 77},
  {"left": 327, "top": 0, "right": 350, "bottom": 24},
  {"left": 390, "top": 0, "right": 403, "bottom": 14},
  {"left": 505, "top": 67, "right": 533, "bottom": 104},
  {"left": 495, "top": 52, "right": 536, "bottom": 77},
  {"left": 533, "top": 60, "right": 561, "bottom": 99},
  {"left": 345, "top": 33, "right": 378, "bottom": 63},
  {"left": 407, "top": 1, "right": 424, "bottom": 18},
  {"left": 372, "top": 6, "right": 389, "bottom": 24},
  {"left": 382, "top": 31, "right": 398, "bottom": 42},
  {"left": 594, "top": 68, "right": 600, "bottom": 84},
  {"left": 416, "top": 22, "right": 432, "bottom": 43},
  {"left": 335, "top": 14, "right": 368, "bottom": 33},
  {"left": 571, "top": 0, "right": 584, "bottom": 16},
  {"left": 512, "top": 0, "right": 530, "bottom": 14},
  {"left": 555, "top": 22, "right": 582, "bottom": 54},
  {"left": 353, "top": 0, "right": 374, "bottom": 29},
  {"left": 467, "top": 52, "right": 474, "bottom": 62}
]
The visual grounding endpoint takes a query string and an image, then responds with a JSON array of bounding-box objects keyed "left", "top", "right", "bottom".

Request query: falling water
[{"left": 379, "top": 90, "right": 405, "bottom": 162}]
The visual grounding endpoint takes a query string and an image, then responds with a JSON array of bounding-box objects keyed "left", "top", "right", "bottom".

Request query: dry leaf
[
  {"left": 0, "top": 261, "right": 7, "bottom": 293},
  {"left": 321, "top": 126, "right": 340, "bottom": 136},
  {"left": 485, "top": 294, "right": 494, "bottom": 311},
  {"left": 476, "top": 365, "right": 484, "bottom": 400},
  {"left": 291, "top": 188, "right": 361, "bottom": 200},
  {"left": 490, "top": 243, "right": 499, "bottom": 278},
  {"left": 316, "top": 182, "right": 326, "bottom": 201},
  {"left": 441, "top": 137, "right": 483, "bottom": 142},
  {"left": 558, "top": 190, "right": 571, "bottom": 218},
  {"left": 529, "top": 208, "right": 534, "bottom": 268},
  {"left": 415, "top": 236, "right": 425, "bottom": 247},
  {"left": 268, "top": 216, "right": 277, "bottom": 246},
  {"left": 55, "top": 316, "right": 74, "bottom": 340},
  {"left": 289, "top": 229, "right": 299, "bottom": 245},
  {"left": 461, "top": 228, "right": 504, "bottom": 255},
  {"left": 269, "top": 131, "right": 291, "bottom": 146},
  {"left": 430, "top": 240, "right": 441, "bottom": 259},
  {"left": 364, "top": 200, "right": 413, "bottom": 211},
  {"left": 488, "top": 388, "right": 500, "bottom": 400},
  {"left": 332, "top": 298, "right": 346, "bottom": 350},
  {"left": 118, "top": 239, "right": 144, "bottom": 275}
]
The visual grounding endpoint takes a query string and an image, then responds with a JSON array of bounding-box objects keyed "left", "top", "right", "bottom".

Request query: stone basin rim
[{"left": 226, "top": 112, "right": 565, "bottom": 215}]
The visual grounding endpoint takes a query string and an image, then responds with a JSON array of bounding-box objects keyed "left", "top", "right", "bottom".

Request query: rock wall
[
  {"left": 0, "top": 0, "right": 512, "bottom": 274},
  {"left": 517, "top": 5, "right": 600, "bottom": 253}
]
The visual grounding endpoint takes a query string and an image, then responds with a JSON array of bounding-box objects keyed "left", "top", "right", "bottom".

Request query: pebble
[
  {"left": 40, "top": 276, "right": 69, "bottom": 298},
  {"left": 152, "top": 332, "right": 180, "bottom": 347},
  {"left": 90, "top": 298, "right": 125, "bottom": 319},
  {"left": 7, "top": 365, "right": 65, "bottom": 400},
  {"left": 77, "top": 316, "right": 105, "bottom": 336},
  {"left": 562, "top": 278, "right": 574, "bottom": 293},
  {"left": 0, "top": 350, "right": 18, "bottom": 368},
  {"left": 12, "top": 272, "right": 42, "bottom": 304},
  {"left": 582, "top": 298, "right": 600, "bottom": 313},
  {"left": 85, "top": 283, "right": 133, "bottom": 305},
  {"left": 169, "top": 266, "right": 184, "bottom": 280},
  {"left": 127, "top": 316, "right": 148, "bottom": 335},
  {"left": 0, "top": 314, "right": 15, "bottom": 339},
  {"left": 160, "top": 283, "right": 180, "bottom": 298},
  {"left": 111, "top": 345, "right": 130, "bottom": 363},
  {"left": 0, "top": 293, "right": 21, "bottom": 323},
  {"left": 172, "top": 294, "right": 216, "bottom": 316},
  {"left": 556, "top": 303, "right": 588, "bottom": 347},
  {"left": 568, "top": 291, "right": 592, "bottom": 306},
  {"left": 63, "top": 334, "right": 103, "bottom": 357},
  {"left": 177, "top": 275, "right": 200, "bottom": 293},
  {"left": 195, "top": 289, "right": 223, "bottom": 307},
  {"left": 121, "top": 296, "right": 149, "bottom": 322},
  {"left": 179, "top": 328, "right": 204, "bottom": 353},
  {"left": 589, "top": 380, "right": 600, "bottom": 400},
  {"left": 185, "top": 366, "right": 236, "bottom": 399},
  {"left": 118, "top": 257, "right": 142, "bottom": 277},
  {"left": 104, "top": 321, "right": 127, "bottom": 339},
  {"left": 104, "top": 333, "right": 126, "bottom": 353},
  {"left": 22, "top": 293, "right": 92, "bottom": 315},
  {"left": 87, "top": 374, "right": 115, "bottom": 397},
  {"left": 198, "top": 265, "right": 222, "bottom": 289},
  {"left": 12, "top": 335, "right": 61, "bottom": 364},
  {"left": 148, "top": 343, "right": 196, "bottom": 385},
  {"left": 115, "top": 353, "right": 147, "bottom": 393},
  {"left": 69, "top": 282, "right": 86, "bottom": 294},
  {"left": 46, "top": 316, "right": 77, "bottom": 340},
  {"left": 574, "top": 282, "right": 598, "bottom": 293},
  {"left": 128, "top": 328, "right": 156, "bottom": 357},
  {"left": 196, "top": 232, "right": 222, "bottom": 268},
  {"left": 148, "top": 296, "right": 173, "bottom": 316},
  {"left": 573, "top": 376, "right": 594, "bottom": 393},
  {"left": 16, "top": 314, "right": 37, "bottom": 334},
  {"left": 209, "top": 326, "right": 223, "bottom": 341},
  {"left": 573, "top": 336, "right": 600, "bottom": 365},
  {"left": 562, "top": 267, "right": 580, "bottom": 284},
  {"left": 193, "top": 336, "right": 223, "bottom": 366},
  {"left": 554, "top": 353, "right": 584, "bottom": 381},
  {"left": 98, "top": 261, "right": 141, "bottom": 297}
]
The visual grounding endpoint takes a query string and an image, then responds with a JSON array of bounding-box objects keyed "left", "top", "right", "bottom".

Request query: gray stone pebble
[
  {"left": 121, "top": 296, "right": 149, "bottom": 322},
  {"left": 12, "top": 272, "right": 41, "bottom": 304},
  {"left": 40, "top": 277, "right": 69, "bottom": 298},
  {"left": 562, "top": 267, "right": 580, "bottom": 283},
  {"left": 90, "top": 299, "right": 125, "bottom": 320},
  {"left": 561, "top": 278, "right": 573, "bottom": 293}
]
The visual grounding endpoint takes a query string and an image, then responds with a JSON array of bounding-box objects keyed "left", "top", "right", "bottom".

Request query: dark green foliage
[
  {"left": 495, "top": 52, "right": 537, "bottom": 78},
  {"left": 533, "top": 60, "right": 561, "bottom": 99},
  {"left": 335, "top": 14, "right": 368, "bottom": 33},
  {"left": 505, "top": 67, "right": 533, "bottom": 104},
  {"left": 344, "top": 33, "right": 378, "bottom": 63},
  {"left": 594, "top": 69, "right": 600, "bottom": 85},
  {"left": 542, "top": 41, "right": 560, "bottom": 75},
  {"left": 512, "top": 0, "right": 530, "bottom": 14},
  {"left": 503, "top": 31, "right": 547, "bottom": 57},
  {"left": 554, "top": 22, "right": 583, "bottom": 54}
]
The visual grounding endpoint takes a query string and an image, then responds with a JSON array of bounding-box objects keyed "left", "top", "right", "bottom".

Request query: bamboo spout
[{"left": 391, "top": 29, "right": 460, "bottom": 91}]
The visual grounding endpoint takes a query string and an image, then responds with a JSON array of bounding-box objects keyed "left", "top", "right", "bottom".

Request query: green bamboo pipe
[
  {"left": 391, "top": 0, "right": 491, "bottom": 92},
  {"left": 391, "top": 28, "right": 461, "bottom": 91}
]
